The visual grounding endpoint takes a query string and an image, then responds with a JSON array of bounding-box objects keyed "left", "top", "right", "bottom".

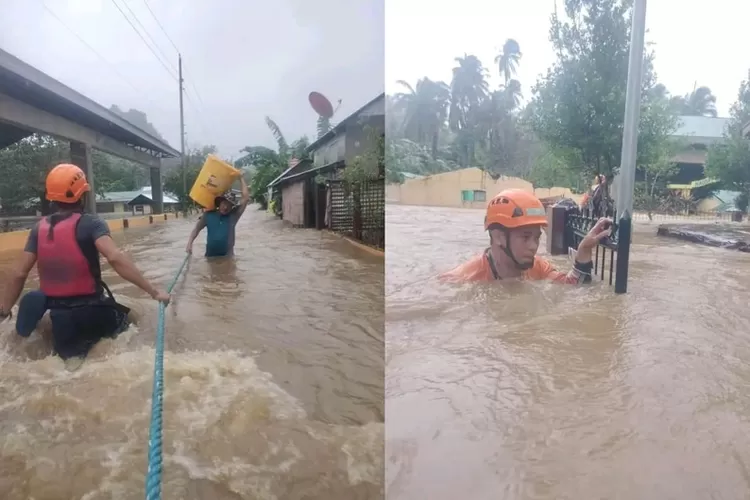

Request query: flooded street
[
  {"left": 0, "top": 207, "right": 384, "bottom": 499},
  {"left": 386, "top": 204, "right": 750, "bottom": 500}
]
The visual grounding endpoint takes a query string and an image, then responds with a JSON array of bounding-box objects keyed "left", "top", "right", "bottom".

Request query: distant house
[
  {"left": 665, "top": 115, "right": 730, "bottom": 196},
  {"left": 97, "top": 186, "right": 178, "bottom": 215},
  {"left": 268, "top": 93, "right": 385, "bottom": 228},
  {"left": 696, "top": 190, "right": 742, "bottom": 213}
]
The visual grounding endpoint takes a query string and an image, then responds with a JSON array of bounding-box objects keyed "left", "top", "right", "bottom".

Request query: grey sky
[
  {"left": 0, "top": 0, "right": 384, "bottom": 158},
  {"left": 387, "top": 0, "right": 750, "bottom": 118}
]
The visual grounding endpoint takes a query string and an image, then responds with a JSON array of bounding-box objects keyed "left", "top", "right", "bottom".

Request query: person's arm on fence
[
  {"left": 542, "top": 217, "right": 613, "bottom": 285},
  {"left": 185, "top": 216, "right": 207, "bottom": 254}
]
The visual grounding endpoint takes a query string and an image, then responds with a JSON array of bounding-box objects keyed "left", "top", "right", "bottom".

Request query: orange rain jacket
[{"left": 439, "top": 250, "right": 589, "bottom": 285}]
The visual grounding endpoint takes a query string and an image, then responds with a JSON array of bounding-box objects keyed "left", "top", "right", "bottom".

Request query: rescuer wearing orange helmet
[
  {"left": 440, "top": 189, "right": 612, "bottom": 283},
  {"left": 0, "top": 163, "right": 170, "bottom": 370}
]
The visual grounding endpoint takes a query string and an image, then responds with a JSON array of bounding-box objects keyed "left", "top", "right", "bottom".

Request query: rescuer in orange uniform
[
  {"left": 440, "top": 189, "right": 612, "bottom": 284},
  {"left": 0, "top": 163, "right": 170, "bottom": 370}
]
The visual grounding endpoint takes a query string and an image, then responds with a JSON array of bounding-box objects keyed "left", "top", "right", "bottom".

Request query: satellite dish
[{"left": 309, "top": 91, "right": 334, "bottom": 119}]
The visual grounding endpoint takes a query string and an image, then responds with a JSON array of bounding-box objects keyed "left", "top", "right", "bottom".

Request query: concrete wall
[
  {"left": 533, "top": 187, "right": 583, "bottom": 204},
  {"left": 0, "top": 212, "right": 184, "bottom": 253},
  {"left": 281, "top": 181, "right": 305, "bottom": 226},
  {"left": 697, "top": 197, "right": 721, "bottom": 213},
  {"left": 386, "top": 167, "right": 583, "bottom": 208}
]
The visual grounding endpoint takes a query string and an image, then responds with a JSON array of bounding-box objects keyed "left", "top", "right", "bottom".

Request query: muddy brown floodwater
[
  {"left": 386, "top": 204, "right": 750, "bottom": 500},
  {"left": 0, "top": 207, "right": 384, "bottom": 500}
]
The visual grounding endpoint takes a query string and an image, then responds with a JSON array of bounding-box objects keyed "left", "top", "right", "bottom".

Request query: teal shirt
[{"left": 200, "top": 208, "right": 243, "bottom": 257}]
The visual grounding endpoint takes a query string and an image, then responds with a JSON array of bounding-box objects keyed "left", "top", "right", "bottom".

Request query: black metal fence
[
  {"left": 328, "top": 178, "right": 385, "bottom": 249},
  {"left": 564, "top": 207, "right": 620, "bottom": 287}
]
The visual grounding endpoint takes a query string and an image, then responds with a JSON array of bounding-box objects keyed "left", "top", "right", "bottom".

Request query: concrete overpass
[{"left": 0, "top": 49, "right": 181, "bottom": 214}]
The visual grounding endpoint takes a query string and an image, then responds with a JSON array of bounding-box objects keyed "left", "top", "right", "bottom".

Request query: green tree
[
  {"left": 236, "top": 118, "right": 312, "bottom": 210},
  {"left": 705, "top": 70, "right": 750, "bottom": 211},
  {"left": 393, "top": 78, "right": 451, "bottom": 159},
  {"left": 0, "top": 135, "right": 68, "bottom": 213},
  {"left": 495, "top": 38, "right": 522, "bottom": 86},
  {"left": 527, "top": 0, "right": 675, "bottom": 179},
  {"left": 527, "top": 146, "right": 583, "bottom": 189},
  {"left": 0, "top": 135, "right": 152, "bottom": 214},
  {"left": 317, "top": 116, "right": 332, "bottom": 138},
  {"left": 449, "top": 54, "right": 489, "bottom": 167},
  {"left": 669, "top": 85, "right": 718, "bottom": 117}
]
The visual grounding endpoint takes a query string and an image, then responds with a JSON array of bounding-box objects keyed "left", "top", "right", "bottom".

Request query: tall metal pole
[
  {"left": 178, "top": 54, "right": 187, "bottom": 213},
  {"left": 614, "top": 0, "right": 648, "bottom": 294}
]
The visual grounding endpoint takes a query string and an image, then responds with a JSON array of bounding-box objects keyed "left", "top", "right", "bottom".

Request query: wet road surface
[
  {"left": 386, "top": 204, "right": 750, "bottom": 500},
  {"left": 0, "top": 207, "right": 384, "bottom": 500}
]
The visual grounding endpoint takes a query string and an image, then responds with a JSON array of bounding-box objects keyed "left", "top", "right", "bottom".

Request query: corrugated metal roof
[
  {"left": 98, "top": 187, "right": 178, "bottom": 204},
  {"left": 671, "top": 116, "right": 730, "bottom": 139}
]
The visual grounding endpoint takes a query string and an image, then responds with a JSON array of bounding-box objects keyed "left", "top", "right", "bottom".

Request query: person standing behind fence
[
  {"left": 185, "top": 176, "right": 249, "bottom": 257},
  {"left": 440, "top": 189, "right": 612, "bottom": 284}
]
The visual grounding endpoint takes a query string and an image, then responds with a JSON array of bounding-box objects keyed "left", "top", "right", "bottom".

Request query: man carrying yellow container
[{"left": 185, "top": 176, "right": 250, "bottom": 257}]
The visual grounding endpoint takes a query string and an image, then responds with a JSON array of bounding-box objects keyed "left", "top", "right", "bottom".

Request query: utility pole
[
  {"left": 178, "top": 53, "right": 187, "bottom": 214},
  {"left": 614, "top": 0, "right": 648, "bottom": 294}
]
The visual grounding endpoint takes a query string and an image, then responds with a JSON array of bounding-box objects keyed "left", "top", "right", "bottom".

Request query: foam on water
[{"left": 0, "top": 320, "right": 384, "bottom": 499}]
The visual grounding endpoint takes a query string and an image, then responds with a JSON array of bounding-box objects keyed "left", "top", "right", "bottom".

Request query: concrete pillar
[
  {"left": 149, "top": 165, "right": 164, "bottom": 214},
  {"left": 70, "top": 141, "right": 96, "bottom": 214}
]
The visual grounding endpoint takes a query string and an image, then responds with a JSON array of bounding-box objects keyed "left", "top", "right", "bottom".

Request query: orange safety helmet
[
  {"left": 484, "top": 189, "right": 548, "bottom": 230},
  {"left": 45, "top": 163, "right": 90, "bottom": 203}
]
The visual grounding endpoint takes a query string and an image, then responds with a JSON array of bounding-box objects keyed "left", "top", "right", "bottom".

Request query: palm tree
[
  {"left": 669, "top": 85, "right": 718, "bottom": 117},
  {"left": 317, "top": 116, "right": 332, "bottom": 138},
  {"left": 495, "top": 39, "right": 522, "bottom": 85},
  {"left": 449, "top": 55, "right": 489, "bottom": 167},
  {"left": 394, "top": 78, "right": 450, "bottom": 158},
  {"left": 264, "top": 116, "right": 289, "bottom": 156},
  {"left": 449, "top": 54, "right": 489, "bottom": 132},
  {"left": 501, "top": 79, "right": 522, "bottom": 110}
]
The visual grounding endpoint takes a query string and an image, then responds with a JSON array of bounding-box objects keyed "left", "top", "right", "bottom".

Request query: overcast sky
[
  {"left": 0, "top": 0, "right": 384, "bottom": 158},
  {"left": 386, "top": 0, "right": 750, "bottom": 118}
]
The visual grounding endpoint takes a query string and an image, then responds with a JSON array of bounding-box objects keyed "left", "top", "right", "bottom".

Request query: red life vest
[{"left": 37, "top": 213, "right": 98, "bottom": 298}]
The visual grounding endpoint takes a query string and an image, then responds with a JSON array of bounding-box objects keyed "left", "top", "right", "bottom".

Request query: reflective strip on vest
[{"left": 37, "top": 213, "right": 98, "bottom": 298}]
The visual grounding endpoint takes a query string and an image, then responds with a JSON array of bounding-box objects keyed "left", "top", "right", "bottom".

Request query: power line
[
  {"left": 138, "top": 1, "right": 208, "bottom": 111},
  {"left": 183, "top": 66, "right": 206, "bottom": 108},
  {"left": 117, "top": 0, "right": 178, "bottom": 76},
  {"left": 41, "top": 1, "right": 166, "bottom": 112},
  {"left": 108, "top": 0, "right": 177, "bottom": 81},
  {"left": 140, "top": 0, "right": 180, "bottom": 55},
  {"left": 133, "top": 0, "right": 212, "bottom": 141}
]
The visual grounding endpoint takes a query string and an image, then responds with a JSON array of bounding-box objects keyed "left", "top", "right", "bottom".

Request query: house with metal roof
[
  {"left": 666, "top": 115, "right": 730, "bottom": 193},
  {"left": 97, "top": 187, "right": 178, "bottom": 215},
  {"left": 268, "top": 93, "right": 385, "bottom": 228}
]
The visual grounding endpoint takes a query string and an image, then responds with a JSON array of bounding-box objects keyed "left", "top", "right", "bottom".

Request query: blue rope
[{"left": 145, "top": 254, "right": 190, "bottom": 500}]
